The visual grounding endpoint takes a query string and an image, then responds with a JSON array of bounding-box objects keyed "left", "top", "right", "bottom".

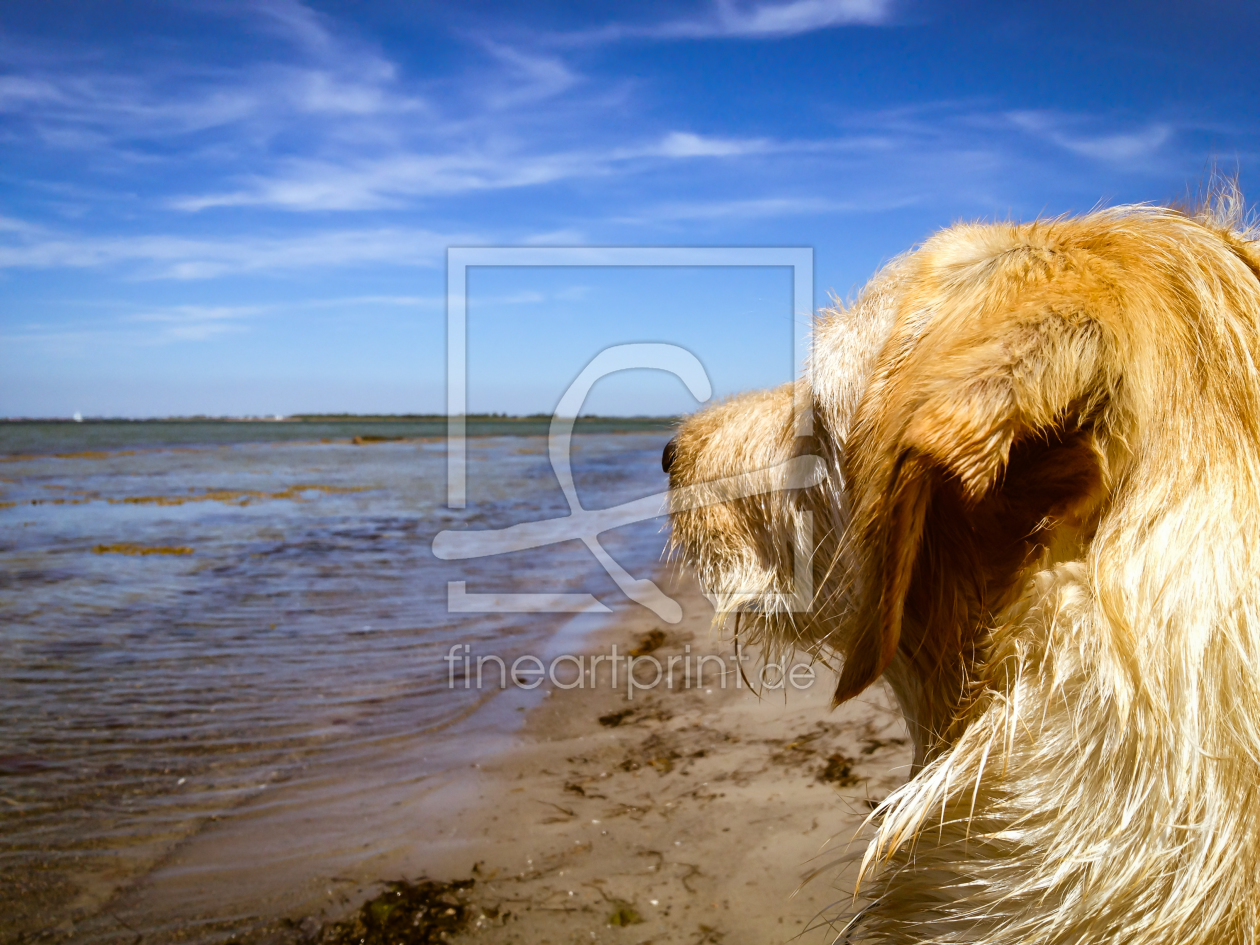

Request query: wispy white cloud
[
  {"left": 646, "top": 131, "right": 771, "bottom": 157},
  {"left": 0, "top": 0, "right": 905, "bottom": 226},
  {"left": 0, "top": 75, "right": 65, "bottom": 107},
  {"left": 600, "top": 104, "right": 1207, "bottom": 229},
  {"left": 170, "top": 151, "right": 593, "bottom": 211},
  {"left": 1008, "top": 111, "right": 1174, "bottom": 164},
  {"left": 470, "top": 285, "right": 593, "bottom": 306},
  {"left": 171, "top": 131, "right": 779, "bottom": 211},
  {"left": 298, "top": 294, "right": 444, "bottom": 309},
  {"left": 656, "top": 0, "right": 896, "bottom": 38},
  {"left": 0, "top": 222, "right": 474, "bottom": 278},
  {"left": 476, "top": 42, "right": 582, "bottom": 107},
  {"left": 2, "top": 72, "right": 262, "bottom": 144},
  {"left": 615, "top": 194, "right": 917, "bottom": 223},
  {"left": 120, "top": 292, "right": 445, "bottom": 340},
  {"left": 1, "top": 307, "right": 252, "bottom": 347},
  {"left": 126, "top": 303, "right": 263, "bottom": 322},
  {"left": 0, "top": 1, "right": 1218, "bottom": 290},
  {"left": 4, "top": 2, "right": 869, "bottom": 218},
  {"left": 0, "top": 214, "right": 42, "bottom": 234},
  {"left": 558, "top": 0, "right": 896, "bottom": 43},
  {"left": 0, "top": 1, "right": 427, "bottom": 159},
  {"left": 519, "top": 228, "right": 589, "bottom": 246},
  {"left": 247, "top": 0, "right": 342, "bottom": 56},
  {"left": 2, "top": 294, "right": 446, "bottom": 348},
  {"left": 124, "top": 304, "right": 259, "bottom": 342}
]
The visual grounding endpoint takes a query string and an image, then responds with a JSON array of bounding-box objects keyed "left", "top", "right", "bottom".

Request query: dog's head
[
  {"left": 668, "top": 203, "right": 1260, "bottom": 759},
  {"left": 664, "top": 259, "right": 907, "bottom": 679}
]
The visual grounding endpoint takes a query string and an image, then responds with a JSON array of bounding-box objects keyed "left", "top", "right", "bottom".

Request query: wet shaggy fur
[{"left": 667, "top": 195, "right": 1260, "bottom": 943}]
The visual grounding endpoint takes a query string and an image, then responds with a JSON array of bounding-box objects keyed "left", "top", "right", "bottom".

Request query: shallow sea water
[{"left": 0, "top": 426, "right": 673, "bottom": 941}]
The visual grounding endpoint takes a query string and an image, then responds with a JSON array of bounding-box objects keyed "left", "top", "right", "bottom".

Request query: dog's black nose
[{"left": 662, "top": 437, "right": 678, "bottom": 475}]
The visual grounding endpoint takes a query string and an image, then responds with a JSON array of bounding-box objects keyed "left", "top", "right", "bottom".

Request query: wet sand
[
  {"left": 65, "top": 572, "right": 912, "bottom": 945},
  {"left": 294, "top": 572, "right": 908, "bottom": 944}
]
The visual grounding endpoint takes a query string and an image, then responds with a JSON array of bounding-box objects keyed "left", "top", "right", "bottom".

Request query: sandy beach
[{"left": 184, "top": 570, "right": 914, "bottom": 945}]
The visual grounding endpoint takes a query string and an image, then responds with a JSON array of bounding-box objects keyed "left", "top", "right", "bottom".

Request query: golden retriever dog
[{"left": 665, "top": 191, "right": 1260, "bottom": 943}]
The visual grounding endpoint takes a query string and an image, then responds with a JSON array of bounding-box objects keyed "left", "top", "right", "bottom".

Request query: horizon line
[{"left": 0, "top": 413, "right": 683, "bottom": 424}]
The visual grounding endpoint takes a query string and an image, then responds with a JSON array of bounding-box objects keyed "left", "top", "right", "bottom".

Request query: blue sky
[{"left": 2, "top": 0, "right": 1257, "bottom": 418}]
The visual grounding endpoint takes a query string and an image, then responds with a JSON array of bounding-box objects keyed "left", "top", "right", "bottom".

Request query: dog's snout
[{"left": 662, "top": 437, "right": 678, "bottom": 475}]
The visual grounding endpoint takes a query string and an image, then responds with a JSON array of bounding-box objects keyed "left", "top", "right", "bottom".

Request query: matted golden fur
[{"left": 667, "top": 191, "right": 1260, "bottom": 943}]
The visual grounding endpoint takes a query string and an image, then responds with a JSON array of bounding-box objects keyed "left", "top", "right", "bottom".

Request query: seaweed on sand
[
  {"left": 305, "top": 877, "right": 475, "bottom": 945},
  {"left": 817, "top": 753, "right": 864, "bottom": 786},
  {"left": 627, "top": 629, "right": 667, "bottom": 657},
  {"left": 606, "top": 901, "right": 643, "bottom": 926},
  {"left": 598, "top": 708, "right": 635, "bottom": 727}
]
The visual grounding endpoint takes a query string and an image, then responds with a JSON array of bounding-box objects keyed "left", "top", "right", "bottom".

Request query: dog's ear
[{"left": 834, "top": 303, "right": 1116, "bottom": 704}]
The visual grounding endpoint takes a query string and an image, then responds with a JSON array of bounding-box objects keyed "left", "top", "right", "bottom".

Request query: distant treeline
[
  {"left": 2, "top": 414, "right": 679, "bottom": 424},
  {"left": 289, "top": 413, "right": 678, "bottom": 424},
  {"left": 0, "top": 415, "right": 679, "bottom": 455}
]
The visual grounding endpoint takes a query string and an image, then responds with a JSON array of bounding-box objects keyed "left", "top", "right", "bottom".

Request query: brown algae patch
[
  {"left": 0, "top": 450, "right": 139, "bottom": 463},
  {"left": 605, "top": 901, "right": 645, "bottom": 927},
  {"left": 289, "top": 877, "right": 477, "bottom": 945},
  {"left": 817, "top": 752, "right": 864, "bottom": 786},
  {"left": 107, "top": 484, "right": 373, "bottom": 507},
  {"left": 0, "top": 484, "right": 372, "bottom": 508},
  {"left": 92, "top": 543, "right": 195, "bottom": 556},
  {"left": 626, "top": 629, "right": 667, "bottom": 657}
]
